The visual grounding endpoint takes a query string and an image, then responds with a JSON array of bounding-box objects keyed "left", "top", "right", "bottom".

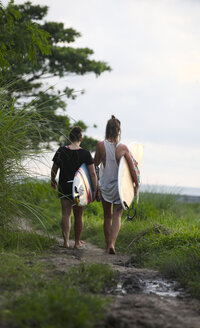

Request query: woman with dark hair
[
  {"left": 51, "top": 126, "right": 97, "bottom": 248},
  {"left": 94, "top": 116, "right": 138, "bottom": 254}
]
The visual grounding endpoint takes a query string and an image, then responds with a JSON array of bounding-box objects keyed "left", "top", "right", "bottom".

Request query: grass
[
  {"left": 22, "top": 181, "right": 200, "bottom": 298},
  {"left": 118, "top": 194, "right": 200, "bottom": 297},
  {"left": 0, "top": 228, "right": 55, "bottom": 252},
  {"left": 14, "top": 178, "right": 61, "bottom": 234},
  {"left": 0, "top": 183, "right": 200, "bottom": 327},
  {"left": 4, "top": 288, "right": 106, "bottom": 328},
  {"left": 68, "top": 262, "right": 117, "bottom": 293},
  {"left": 0, "top": 251, "right": 115, "bottom": 328}
]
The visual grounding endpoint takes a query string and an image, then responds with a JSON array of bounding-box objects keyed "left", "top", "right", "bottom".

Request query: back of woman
[
  {"left": 94, "top": 115, "right": 139, "bottom": 254},
  {"left": 51, "top": 126, "right": 97, "bottom": 249},
  {"left": 53, "top": 146, "right": 93, "bottom": 200},
  {"left": 99, "top": 139, "right": 120, "bottom": 204}
]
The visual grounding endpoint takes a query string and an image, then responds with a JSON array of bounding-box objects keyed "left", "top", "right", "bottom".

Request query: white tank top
[{"left": 99, "top": 140, "right": 120, "bottom": 204}]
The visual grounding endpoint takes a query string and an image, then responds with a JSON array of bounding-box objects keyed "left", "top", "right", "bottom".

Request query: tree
[
  {"left": 1, "top": 1, "right": 111, "bottom": 148},
  {"left": 0, "top": 0, "right": 51, "bottom": 72}
]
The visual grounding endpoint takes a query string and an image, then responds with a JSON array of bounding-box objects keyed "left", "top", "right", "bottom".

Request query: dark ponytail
[{"left": 69, "top": 126, "right": 82, "bottom": 142}]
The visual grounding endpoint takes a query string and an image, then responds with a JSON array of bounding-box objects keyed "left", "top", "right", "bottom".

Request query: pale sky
[{"left": 4, "top": 0, "right": 200, "bottom": 191}]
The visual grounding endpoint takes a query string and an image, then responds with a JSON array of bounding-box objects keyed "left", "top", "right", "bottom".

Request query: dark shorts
[{"left": 58, "top": 182, "right": 73, "bottom": 201}]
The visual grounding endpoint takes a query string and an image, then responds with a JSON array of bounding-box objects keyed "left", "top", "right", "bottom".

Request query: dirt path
[
  {"left": 41, "top": 238, "right": 200, "bottom": 328},
  {"left": 17, "top": 219, "right": 200, "bottom": 327}
]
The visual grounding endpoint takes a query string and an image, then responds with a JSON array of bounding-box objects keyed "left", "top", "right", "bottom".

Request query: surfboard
[
  {"left": 118, "top": 143, "right": 144, "bottom": 210},
  {"left": 72, "top": 163, "right": 94, "bottom": 206}
]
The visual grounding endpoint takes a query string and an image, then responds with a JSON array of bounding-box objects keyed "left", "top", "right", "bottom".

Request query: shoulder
[
  {"left": 55, "top": 146, "right": 71, "bottom": 160},
  {"left": 80, "top": 148, "right": 91, "bottom": 155},
  {"left": 116, "top": 143, "right": 129, "bottom": 154},
  {"left": 59, "top": 146, "right": 69, "bottom": 156},
  {"left": 53, "top": 146, "right": 62, "bottom": 156},
  {"left": 80, "top": 148, "right": 93, "bottom": 159},
  {"left": 52, "top": 147, "right": 64, "bottom": 164},
  {"left": 116, "top": 143, "right": 130, "bottom": 163},
  {"left": 96, "top": 141, "right": 104, "bottom": 148},
  {"left": 80, "top": 148, "right": 94, "bottom": 164},
  {"left": 56, "top": 146, "right": 66, "bottom": 153},
  {"left": 96, "top": 141, "right": 105, "bottom": 152}
]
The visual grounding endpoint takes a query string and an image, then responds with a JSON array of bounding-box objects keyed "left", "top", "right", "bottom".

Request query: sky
[{"left": 4, "top": 0, "right": 200, "bottom": 192}]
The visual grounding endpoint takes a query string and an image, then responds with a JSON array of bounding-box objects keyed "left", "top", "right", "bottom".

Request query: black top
[{"left": 52, "top": 146, "right": 94, "bottom": 199}]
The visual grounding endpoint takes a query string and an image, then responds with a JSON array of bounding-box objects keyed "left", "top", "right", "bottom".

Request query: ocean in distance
[{"left": 140, "top": 184, "right": 200, "bottom": 197}]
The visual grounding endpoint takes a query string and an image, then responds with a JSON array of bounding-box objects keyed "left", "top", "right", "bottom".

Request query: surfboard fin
[{"left": 123, "top": 201, "right": 129, "bottom": 210}]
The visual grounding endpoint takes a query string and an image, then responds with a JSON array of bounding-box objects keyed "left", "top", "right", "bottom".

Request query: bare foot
[
  {"left": 63, "top": 241, "right": 70, "bottom": 248},
  {"left": 74, "top": 240, "right": 85, "bottom": 249},
  {"left": 108, "top": 247, "right": 116, "bottom": 255},
  {"left": 106, "top": 244, "right": 116, "bottom": 254},
  {"left": 62, "top": 233, "right": 69, "bottom": 248}
]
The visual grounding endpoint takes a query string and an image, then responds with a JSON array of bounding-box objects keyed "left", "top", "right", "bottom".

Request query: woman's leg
[
  {"left": 108, "top": 203, "right": 123, "bottom": 254},
  {"left": 60, "top": 198, "right": 73, "bottom": 248},
  {"left": 73, "top": 205, "right": 85, "bottom": 248},
  {"left": 101, "top": 197, "right": 112, "bottom": 251}
]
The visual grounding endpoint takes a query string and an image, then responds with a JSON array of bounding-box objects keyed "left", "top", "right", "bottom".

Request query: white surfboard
[
  {"left": 118, "top": 143, "right": 144, "bottom": 210},
  {"left": 72, "top": 163, "right": 94, "bottom": 206}
]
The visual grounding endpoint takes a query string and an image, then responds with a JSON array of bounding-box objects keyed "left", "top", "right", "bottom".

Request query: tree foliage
[
  {"left": 0, "top": 1, "right": 51, "bottom": 71},
  {"left": 0, "top": 1, "right": 111, "bottom": 148}
]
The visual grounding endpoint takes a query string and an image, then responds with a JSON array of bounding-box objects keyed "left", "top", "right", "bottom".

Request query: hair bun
[{"left": 111, "top": 115, "right": 115, "bottom": 119}]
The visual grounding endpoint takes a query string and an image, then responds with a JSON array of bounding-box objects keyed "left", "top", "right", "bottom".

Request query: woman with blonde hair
[{"left": 94, "top": 115, "right": 138, "bottom": 254}]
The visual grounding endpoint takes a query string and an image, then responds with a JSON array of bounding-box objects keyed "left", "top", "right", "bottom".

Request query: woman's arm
[
  {"left": 94, "top": 142, "right": 101, "bottom": 166},
  {"left": 87, "top": 164, "right": 98, "bottom": 200},
  {"left": 94, "top": 141, "right": 105, "bottom": 166},
  {"left": 51, "top": 162, "right": 59, "bottom": 189},
  {"left": 124, "top": 151, "right": 139, "bottom": 187}
]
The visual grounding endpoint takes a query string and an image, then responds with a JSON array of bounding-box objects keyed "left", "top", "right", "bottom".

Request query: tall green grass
[
  {"left": 0, "top": 84, "right": 61, "bottom": 257},
  {"left": 0, "top": 229, "right": 55, "bottom": 252},
  {"left": 0, "top": 83, "right": 59, "bottom": 227},
  {"left": 0, "top": 87, "right": 37, "bottom": 225}
]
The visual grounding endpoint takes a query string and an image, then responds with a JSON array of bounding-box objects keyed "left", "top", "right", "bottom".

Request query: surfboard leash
[{"left": 123, "top": 201, "right": 137, "bottom": 221}]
